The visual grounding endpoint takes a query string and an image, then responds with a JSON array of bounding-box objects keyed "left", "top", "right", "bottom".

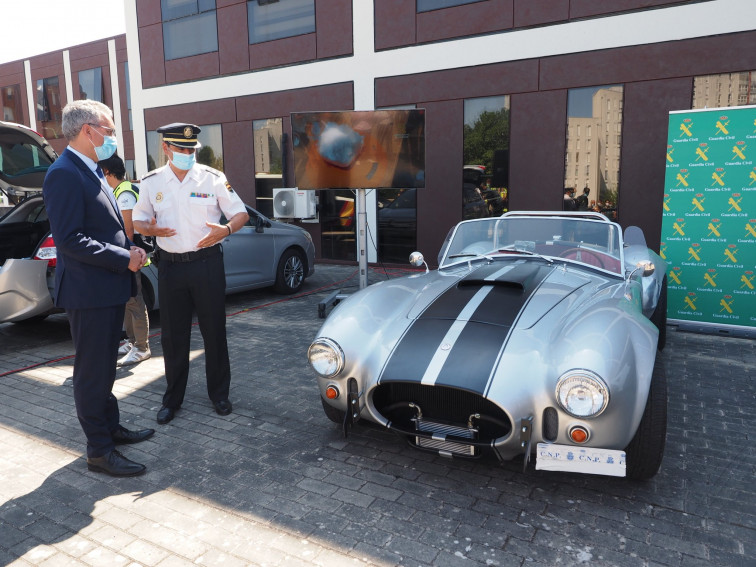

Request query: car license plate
[{"left": 535, "top": 443, "right": 626, "bottom": 477}]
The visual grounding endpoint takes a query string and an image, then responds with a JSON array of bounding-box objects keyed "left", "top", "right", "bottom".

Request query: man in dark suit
[{"left": 43, "top": 100, "right": 154, "bottom": 477}]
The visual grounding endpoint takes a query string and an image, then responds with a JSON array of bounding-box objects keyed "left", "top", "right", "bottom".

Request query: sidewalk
[{"left": 1, "top": 263, "right": 754, "bottom": 567}]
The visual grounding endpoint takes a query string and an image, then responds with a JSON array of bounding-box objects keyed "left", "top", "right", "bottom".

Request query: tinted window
[
  {"left": 417, "top": 0, "right": 481, "bottom": 12},
  {"left": 247, "top": 0, "right": 315, "bottom": 44},
  {"left": 78, "top": 68, "right": 104, "bottom": 102},
  {"left": 36, "top": 77, "right": 63, "bottom": 140},
  {"left": 1, "top": 85, "right": 24, "bottom": 122},
  {"left": 162, "top": 0, "right": 218, "bottom": 60}
]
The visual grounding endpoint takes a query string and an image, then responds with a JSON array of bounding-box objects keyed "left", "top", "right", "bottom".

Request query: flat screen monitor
[{"left": 290, "top": 109, "right": 425, "bottom": 190}]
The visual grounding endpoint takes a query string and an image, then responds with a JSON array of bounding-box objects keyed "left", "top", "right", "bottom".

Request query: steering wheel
[{"left": 558, "top": 247, "right": 608, "bottom": 269}]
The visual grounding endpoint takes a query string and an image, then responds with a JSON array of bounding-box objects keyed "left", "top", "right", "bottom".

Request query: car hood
[{"left": 378, "top": 260, "right": 599, "bottom": 394}]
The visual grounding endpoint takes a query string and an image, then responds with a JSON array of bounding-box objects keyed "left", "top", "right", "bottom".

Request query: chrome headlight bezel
[
  {"left": 556, "top": 370, "right": 609, "bottom": 418},
  {"left": 307, "top": 338, "right": 344, "bottom": 378}
]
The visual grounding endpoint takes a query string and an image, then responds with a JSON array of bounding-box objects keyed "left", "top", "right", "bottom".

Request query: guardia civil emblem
[
  {"left": 183, "top": 126, "right": 193, "bottom": 138},
  {"left": 156, "top": 192, "right": 163, "bottom": 202}
]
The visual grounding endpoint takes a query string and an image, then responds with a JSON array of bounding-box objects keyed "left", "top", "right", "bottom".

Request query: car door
[{"left": 221, "top": 206, "right": 277, "bottom": 292}]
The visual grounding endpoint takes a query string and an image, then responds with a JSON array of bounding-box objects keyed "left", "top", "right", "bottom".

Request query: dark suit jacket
[{"left": 43, "top": 148, "right": 135, "bottom": 310}]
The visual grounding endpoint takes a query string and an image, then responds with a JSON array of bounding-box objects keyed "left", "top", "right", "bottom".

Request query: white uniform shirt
[{"left": 132, "top": 164, "right": 247, "bottom": 254}]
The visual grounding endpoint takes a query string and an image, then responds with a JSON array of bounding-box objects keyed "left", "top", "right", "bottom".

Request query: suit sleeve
[{"left": 43, "top": 166, "right": 131, "bottom": 272}]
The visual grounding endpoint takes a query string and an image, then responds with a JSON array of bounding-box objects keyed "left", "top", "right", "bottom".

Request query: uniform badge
[
  {"left": 225, "top": 182, "right": 235, "bottom": 193},
  {"left": 156, "top": 192, "right": 163, "bottom": 202},
  {"left": 184, "top": 126, "right": 193, "bottom": 138}
]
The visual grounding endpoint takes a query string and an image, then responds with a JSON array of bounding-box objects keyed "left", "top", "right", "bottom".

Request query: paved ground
[{"left": 0, "top": 263, "right": 754, "bottom": 567}]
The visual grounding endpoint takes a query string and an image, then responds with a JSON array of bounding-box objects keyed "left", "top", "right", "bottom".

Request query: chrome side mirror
[{"left": 409, "top": 251, "right": 429, "bottom": 273}]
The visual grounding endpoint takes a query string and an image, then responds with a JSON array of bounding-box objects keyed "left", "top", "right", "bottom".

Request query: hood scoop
[
  {"left": 420, "top": 262, "right": 552, "bottom": 325},
  {"left": 457, "top": 262, "right": 546, "bottom": 291}
]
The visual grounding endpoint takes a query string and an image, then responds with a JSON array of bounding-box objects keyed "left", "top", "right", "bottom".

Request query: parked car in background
[
  {"left": 1, "top": 118, "right": 316, "bottom": 323},
  {"left": 309, "top": 211, "right": 668, "bottom": 480},
  {"left": 0, "top": 194, "right": 315, "bottom": 324}
]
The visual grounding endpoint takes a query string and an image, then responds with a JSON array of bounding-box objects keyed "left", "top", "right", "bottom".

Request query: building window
[
  {"left": 146, "top": 123, "right": 224, "bottom": 172},
  {"left": 253, "top": 118, "right": 284, "bottom": 218},
  {"left": 78, "top": 68, "right": 104, "bottom": 103},
  {"left": 564, "top": 85, "right": 623, "bottom": 217},
  {"left": 693, "top": 71, "right": 756, "bottom": 108},
  {"left": 1, "top": 84, "right": 23, "bottom": 122},
  {"left": 247, "top": 0, "right": 315, "bottom": 45},
  {"left": 36, "top": 76, "right": 63, "bottom": 140},
  {"left": 125, "top": 62, "right": 133, "bottom": 130},
  {"left": 162, "top": 0, "right": 218, "bottom": 60},
  {"left": 417, "top": 0, "right": 481, "bottom": 12},
  {"left": 463, "top": 95, "right": 510, "bottom": 219}
]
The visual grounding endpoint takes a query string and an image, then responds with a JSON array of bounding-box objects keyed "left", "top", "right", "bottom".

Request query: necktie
[{"left": 96, "top": 166, "right": 118, "bottom": 208}]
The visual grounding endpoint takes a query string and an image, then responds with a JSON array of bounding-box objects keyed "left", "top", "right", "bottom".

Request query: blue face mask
[
  {"left": 91, "top": 134, "right": 118, "bottom": 161},
  {"left": 171, "top": 150, "right": 196, "bottom": 171}
]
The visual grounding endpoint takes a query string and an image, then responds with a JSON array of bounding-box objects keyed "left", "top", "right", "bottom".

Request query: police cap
[{"left": 158, "top": 123, "right": 201, "bottom": 149}]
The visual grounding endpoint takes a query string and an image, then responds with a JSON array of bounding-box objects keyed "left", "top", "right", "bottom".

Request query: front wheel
[
  {"left": 274, "top": 248, "right": 306, "bottom": 294},
  {"left": 625, "top": 353, "right": 667, "bottom": 480}
]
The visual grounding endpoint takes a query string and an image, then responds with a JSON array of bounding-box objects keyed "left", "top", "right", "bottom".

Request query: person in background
[
  {"left": 42, "top": 100, "right": 154, "bottom": 477},
  {"left": 575, "top": 186, "right": 590, "bottom": 211},
  {"left": 132, "top": 123, "right": 249, "bottom": 425},
  {"left": 99, "top": 153, "right": 151, "bottom": 366},
  {"left": 563, "top": 187, "right": 577, "bottom": 211}
]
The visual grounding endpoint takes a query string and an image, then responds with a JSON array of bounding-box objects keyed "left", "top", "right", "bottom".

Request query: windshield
[
  {"left": 440, "top": 216, "right": 623, "bottom": 274},
  {"left": 0, "top": 136, "right": 54, "bottom": 179}
]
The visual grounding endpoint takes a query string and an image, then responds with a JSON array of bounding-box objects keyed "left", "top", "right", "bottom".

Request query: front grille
[
  {"left": 372, "top": 382, "right": 512, "bottom": 443},
  {"left": 415, "top": 418, "right": 477, "bottom": 456}
]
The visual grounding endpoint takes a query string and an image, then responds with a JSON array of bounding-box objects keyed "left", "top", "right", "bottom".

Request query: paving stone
[{"left": 0, "top": 265, "right": 753, "bottom": 566}]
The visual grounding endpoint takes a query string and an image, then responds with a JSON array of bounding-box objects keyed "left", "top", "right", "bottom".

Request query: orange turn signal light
[
  {"left": 325, "top": 385, "right": 339, "bottom": 400},
  {"left": 569, "top": 426, "right": 589, "bottom": 444}
]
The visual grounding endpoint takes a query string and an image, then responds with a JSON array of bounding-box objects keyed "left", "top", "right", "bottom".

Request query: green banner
[{"left": 661, "top": 106, "right": 756, "bottom": 335}]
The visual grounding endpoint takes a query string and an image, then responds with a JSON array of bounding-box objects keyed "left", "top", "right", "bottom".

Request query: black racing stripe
[
  {"left": 380, "top": 319, "right": 454, "bottom": 383},
  {"left": 379, "top": 261, "right": 552, "bottom": 391},
  {"left": 434, "top": 322, "right": 510, "bottom": 393}
]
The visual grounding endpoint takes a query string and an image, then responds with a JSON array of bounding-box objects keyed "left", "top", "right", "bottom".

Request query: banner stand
[{"left": 661, "top": 105, "right": 756, "bottom": 338}]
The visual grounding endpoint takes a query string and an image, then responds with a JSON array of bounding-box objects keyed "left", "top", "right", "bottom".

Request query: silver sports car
[{"left": 309, "top": 211, "right": 668, "bottom": 480}]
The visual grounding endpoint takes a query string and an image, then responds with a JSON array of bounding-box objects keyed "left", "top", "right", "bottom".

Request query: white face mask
[{"left": 170, "top": 149, "right": 196, "bottom": 170}]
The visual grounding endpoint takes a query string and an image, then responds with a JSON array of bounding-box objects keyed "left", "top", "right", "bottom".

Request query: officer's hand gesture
[
  {"left": 198, "top": 222, "right": 229, "bottom": 248},
  {"left": 146, "top": 217, "right": 177, "bottom": 238}
]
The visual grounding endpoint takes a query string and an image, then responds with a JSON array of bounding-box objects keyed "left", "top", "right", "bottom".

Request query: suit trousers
[
  {"left": 158, "top": 248, "right": 230, "bottom": 408},
  {"left": 67, "top": 304, "right": 126, "bottom": 458}
]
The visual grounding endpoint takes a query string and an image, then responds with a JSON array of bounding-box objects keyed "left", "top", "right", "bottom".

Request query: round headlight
[
  {"left": 556, "top": 371, "right": 609, "bottom": 418},
  {"left": 307, "top": 338, "right": 344, "bottom": 378}
]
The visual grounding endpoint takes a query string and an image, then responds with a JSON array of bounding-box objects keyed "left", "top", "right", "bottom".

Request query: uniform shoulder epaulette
[
  {"left": 199, "top": 164, "right": 221, "bottom": 177},
  {"left": 140, "top": 170, "right": 158, "bottom": 181}
]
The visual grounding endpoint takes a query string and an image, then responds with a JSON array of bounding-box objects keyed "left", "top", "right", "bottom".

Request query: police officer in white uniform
[{"left": 132, "top": 123, "right": 249, "bottom": 424}]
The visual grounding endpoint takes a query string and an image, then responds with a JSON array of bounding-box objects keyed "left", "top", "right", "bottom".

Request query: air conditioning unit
[{"left": 272, "top": 188, "right": 317, "bottom": 219}]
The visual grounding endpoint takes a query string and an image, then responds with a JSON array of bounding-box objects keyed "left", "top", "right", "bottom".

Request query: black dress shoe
[
  {"left": 87, "top": 450, "right": 146, "bottom": 477},
  {"left": 157, "top": 406, "right": 176, "bottom": 424},
  {"left": 213, "top": 399, "right": 232, "bottom": 416},
  {"left": 112, "top": 426, "right": 155, "bottom": 445}
]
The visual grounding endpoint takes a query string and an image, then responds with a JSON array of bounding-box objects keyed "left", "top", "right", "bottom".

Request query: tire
[
  {"left": 274, "top": 248, "right": 306, "bottom": 294},
  {"left": 321, "top": 396, "right": 346, "bottom": 425},
  {"left": 650, "top": 275, "right": 667, "bottom": 351},
  {"left": 625, "top": 353, "right": 667, "bottom": 480}
]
